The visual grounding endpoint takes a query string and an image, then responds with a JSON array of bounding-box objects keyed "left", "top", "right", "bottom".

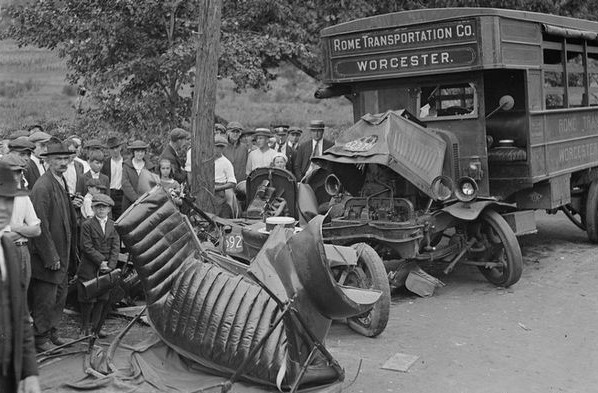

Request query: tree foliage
[{"left": 3, "top": 0, "right": 597, "bottom": 136}]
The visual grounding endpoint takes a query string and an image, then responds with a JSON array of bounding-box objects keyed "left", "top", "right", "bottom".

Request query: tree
[{"left": 3, "top": 0, "right": 597, "bottom": 138}]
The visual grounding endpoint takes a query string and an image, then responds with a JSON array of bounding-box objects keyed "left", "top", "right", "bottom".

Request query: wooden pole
[{"left": 191, "top": 0, "right": 222, "bottom": 211}]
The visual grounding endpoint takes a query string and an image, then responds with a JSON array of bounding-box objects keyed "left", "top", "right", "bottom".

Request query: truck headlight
[{"left": 455, "top": 177, "right": 478, "bottom": 202}]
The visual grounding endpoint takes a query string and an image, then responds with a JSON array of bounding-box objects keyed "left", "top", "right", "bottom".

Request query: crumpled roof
[{"left": 313, "top": 109, "right": 446, "bottom": 197}]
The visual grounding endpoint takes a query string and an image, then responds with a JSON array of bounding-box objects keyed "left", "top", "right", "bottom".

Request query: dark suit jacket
[
  {"left": 82, "top": 171, "right": 110, "bottom": 195},
  {"left": 29, "top": 171, "right": 78, "bottom": 284},
  {"left": 72, "top": 160, "right": 86, "bottom": 195},
  {"left": 77, "top": 217, "right": 119, "bottom": 281},
  {"left": 160, "top": 144, "right": 186, "bottom": 184},
  {"left": 122, "top": 158, "right": 155, "bottom": 211},
  {"left": 25, "top": 158, "right": 42, "bottom": 191},
  {"left": 293, "top": 138, "right": 333, "bottom": 180},
  {"left": 2, "top": 232, "right": 38, "bottom": 385}
]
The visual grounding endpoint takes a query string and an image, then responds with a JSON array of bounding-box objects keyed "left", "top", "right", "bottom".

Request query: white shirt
[
  {"left": 0, "top": 226, "right": 9, "bottom": 282},
  {"left": 110, "top": 156, "right": 123, "bottom": 190},
  {"left": 31, "top": 155, "right": 45, "bottom": 175},
  {"left": 8, "top": 195, "right": 41, "bottom": 239},
  {"left": 75, "top": 156, "right": 91, "bottom": 173},
  {"left": 96, "top": 216, "right": 108, "bottom": 234},
  {"left": 215, "top": 155, "right": 236, "bottom": 184},
  {"left": 311, "top": 139, "right": 323, "bottom": 157},
  {"left": 64, "top": 161, "right": 78, "bottom": 194},
  {"left": 185, "top": 149, "right": 191, "bottom": 173},
  {"left": 132, "top": 159, "right": 145, "bottom": 175},
  {"left": 246, "top": 148, "right": 277, "bottom": 175}
]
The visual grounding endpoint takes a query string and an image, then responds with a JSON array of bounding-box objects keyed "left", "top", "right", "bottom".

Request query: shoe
[
  {"left": 49, "top": 330, "right": 67, "bottom": 346},
  {"left": 35, "top": 341, "right": 56, "bottom": 354}
]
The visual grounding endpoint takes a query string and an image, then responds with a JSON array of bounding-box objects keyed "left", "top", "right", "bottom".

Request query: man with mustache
[{"left": 28, "top": 141, "right": 79, "bottom": 352}]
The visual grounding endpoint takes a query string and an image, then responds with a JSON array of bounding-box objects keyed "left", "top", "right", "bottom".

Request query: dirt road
[{"left": 328, "top": 211, "right": 598, "bottom": 393}]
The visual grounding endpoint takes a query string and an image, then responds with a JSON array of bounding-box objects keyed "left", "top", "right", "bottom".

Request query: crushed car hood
[{"left": 313, "top": 109, "right": 446, "bottom": 197}]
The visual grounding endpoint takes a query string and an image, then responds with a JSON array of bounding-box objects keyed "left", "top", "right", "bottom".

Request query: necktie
[{"left": 312, "top": 141, "right": 320, "bottom": 157}]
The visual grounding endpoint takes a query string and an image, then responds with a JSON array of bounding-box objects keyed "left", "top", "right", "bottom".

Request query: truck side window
[{"left": 418, "top": 83, "right": 477, "bottom": 119}]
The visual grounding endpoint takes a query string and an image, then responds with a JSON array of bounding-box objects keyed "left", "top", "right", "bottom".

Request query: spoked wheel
[
  {"left": 468, "top": 210, "right": 523, "bottom": 287},
  {"left": 561, "top": 203, "right": 586, "bottom": 231},
  {"left": 335, "top": 243, "right": 391, "bottom": 337},
  {"left": 585, "top": 180, "right": 598, "bottom": 243}
]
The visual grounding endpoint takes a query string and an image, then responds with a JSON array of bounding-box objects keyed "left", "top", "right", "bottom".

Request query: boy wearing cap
[
  {"left": 245, "top": 128, "right": 277, "bottom": 175},
  {"left": 122, "top": 140, "right": 154, "bottom": 211},
  {"left": 0, "top": 162, "right": 41, "bottom": 393},
  {"left": 293, "top": 120, "right": 333, "bottom": 180},
  {"left": 77, "top": 194, "right": 119, "bottom": 338},
  {"left": 81, "top": 178, "right": 107, "bottom": 219}
]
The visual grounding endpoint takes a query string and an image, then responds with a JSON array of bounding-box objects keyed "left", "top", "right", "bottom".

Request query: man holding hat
[
  {"left": 246, "top": 128, "right": 278, "bottom": 176},
  {"left": 214, "top": 135, "right": 237, "bottom": 218},
  {"left": 293, "top": 120, "right": 333, "bottom": 180},
  {"left": 160, "top": 128, "right": 190, "bottom": 185},
  {"left": 25, "top": 130, "right": 52, "bottom": 190},
  {"left": 101, "top": 137, "right": 124, "bottom": 219},
  {"left": 223, "top": 121, "right": 248, "bottom": 183},
  {"left": 0, "top": 161, "right": 41, "bottom": 393},
  {"left": 29, "top": 141, "right": 79, "bottom": 352},
  {"left": 77, "top": 193, "right": 119, "bottom": 338}
]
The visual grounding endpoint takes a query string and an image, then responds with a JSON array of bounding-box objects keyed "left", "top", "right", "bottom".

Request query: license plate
[{"left": 224, "top": 233, "right": 243, "bottom": 253}]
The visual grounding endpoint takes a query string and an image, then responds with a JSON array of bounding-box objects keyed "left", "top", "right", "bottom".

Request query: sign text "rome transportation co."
[{"left": 327, "top": 19, "right": 479, "bottom": 80}]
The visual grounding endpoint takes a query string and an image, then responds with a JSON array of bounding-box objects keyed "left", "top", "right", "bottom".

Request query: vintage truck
[{"left": 309, "top": 8, "right": 598, "bottom": 287}]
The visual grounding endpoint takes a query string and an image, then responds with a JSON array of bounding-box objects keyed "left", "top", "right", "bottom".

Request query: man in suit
[
  {"left": 25, "top": 131, "right": 52, "bottom": 190},
  {"left": 293, "top": 120, "right": 333, "bottom": 180},
  {"left": 160, "top": 128, "right": 190, "bottom": 184},
  {"left": 0, "top": 162, "right": 41, "bottom": 393},
  {"left": 272, "top": 125, "right": 295, "bottom": 172},
  {"left": 101, "top": 137, "right": 124, "bottom": 219},
  {"left": 28, "top": 142, "right": 79, "bottom": 352}
]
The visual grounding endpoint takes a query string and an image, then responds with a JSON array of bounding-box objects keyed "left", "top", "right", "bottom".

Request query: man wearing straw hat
[
  {"left": 245, "top": 128, "right": 277, "bottom": 176},
  {"left": 28, "top": 141, "right": 79, "bottom": 353}
]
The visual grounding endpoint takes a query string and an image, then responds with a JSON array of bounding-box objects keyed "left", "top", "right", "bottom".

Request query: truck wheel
[
  {"left": 471, "top": 210, "right": 523, "bottom": 287},
  {"left": 585, "top": 180, "right": 598, "bottom": 243},
  {"left": 342, "top": 243, "right": 391, "bottom": 337}
]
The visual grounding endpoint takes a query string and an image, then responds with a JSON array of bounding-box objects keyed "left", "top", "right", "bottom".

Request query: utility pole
[{"left": 191, "top": 0, "right": 222, "bottom": 211}]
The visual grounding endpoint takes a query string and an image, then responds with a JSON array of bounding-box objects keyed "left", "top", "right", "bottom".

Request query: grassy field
[{"left": 0, "top": 39, "right": 353, "bottom": 137}]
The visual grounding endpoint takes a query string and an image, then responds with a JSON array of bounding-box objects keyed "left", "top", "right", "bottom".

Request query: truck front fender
[{"left": 440, "top": 200, "right": 515, "bottom": 221}]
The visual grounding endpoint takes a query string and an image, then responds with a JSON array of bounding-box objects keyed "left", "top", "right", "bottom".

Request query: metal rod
[
  {"left": 443, "top": 238, "right": 477, "bottom": 275},
  {"left": 105, "top": 305, "right": 147, "bottom": 373},
  {"left": 36, "top": 334, "right": 93, "bottom": 357}
]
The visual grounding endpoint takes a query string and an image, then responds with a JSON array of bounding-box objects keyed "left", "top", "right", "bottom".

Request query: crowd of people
[{"left": 0, "top": 119, "right": 332, "bottom": 392}]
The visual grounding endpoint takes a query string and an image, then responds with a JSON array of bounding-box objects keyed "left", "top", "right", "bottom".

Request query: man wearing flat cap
[
  {"left": 160, "top": 128, "right": 190, "bottom": 184},
  {"left": 272, "top": 125, "right": 295, "bottom": 172},
  {"left": 293, "top": 120, "right": 333, "bottom": 180},
  {"left": 25, "top": 130, "right": 52, "bottom": 190},
  {"left": 28, "top": 141, "right": 79, "bottom": 352},
  {"left": 223, "top": 121, "right": 249, "bottom": 183},
  {"left": 214, "top": 135, "right": 237, "bottom": 218}
]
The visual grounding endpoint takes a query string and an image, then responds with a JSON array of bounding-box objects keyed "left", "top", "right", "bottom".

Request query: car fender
[{"left": 440, "top": 200, "right": 515, "bottom": 221}]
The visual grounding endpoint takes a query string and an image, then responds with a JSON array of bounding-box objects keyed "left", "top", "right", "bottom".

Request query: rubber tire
[
  {"left": 476, "top": 210, "right": 523, "bottom": 287},
  {"left": 345, "top": 243, "right": 391, "bottom": 337},
  {"left": 585, "top": 180, "right": 598, "bottom": 243}
]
